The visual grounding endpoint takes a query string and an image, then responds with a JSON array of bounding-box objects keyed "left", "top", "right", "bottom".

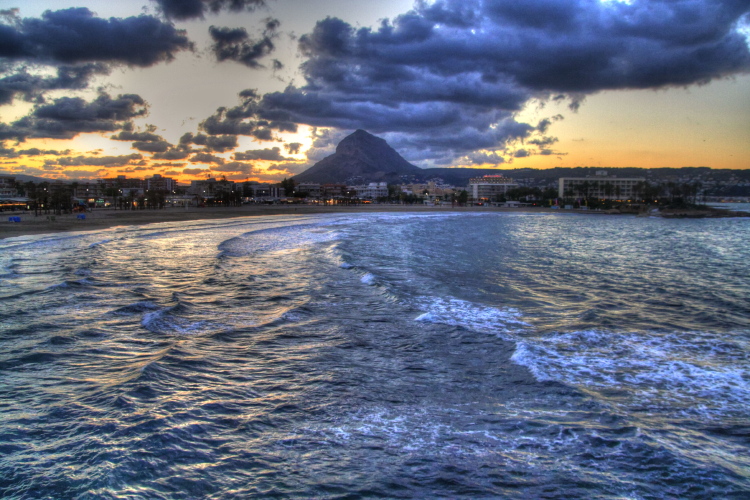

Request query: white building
[
  {"left": 558, "top": 176, "right": 645, "bottom": 200},
  {"left": 354, "top": 182, "right": 388, "bottom": 200},
  {"left": 468, "top": 175, "right": 518, "bottom": 202}
]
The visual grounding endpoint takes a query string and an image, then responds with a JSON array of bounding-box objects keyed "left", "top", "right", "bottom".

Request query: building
[
  {"left": 146, "top": 174, "right": 176, "bottom": 192},
  {"left": 468, "top": 175, "right": 518, "bottom": 202},
  {"left": 0, "top": 176, "right": 16, "bottom": 197},
  {"left": 297, "top": 182, "right": 321, "bottom": 199},
  {"left": 98, "top": 175, "right": 144, "bottom": 190},
  {"left": 558, "top": 175, "right": 646, "bottom": 200},
  {"left": 245, "top": 182, "right": 285, "bottom": 201},
  {"left": 189, "top": 178, "right": 237, "bottom": 200},
  {"left": 72, "top": 182, "right": 105, "bottom": 206},
  {"left": 353, "top": 182, "right": 388, "bottom": 200}
]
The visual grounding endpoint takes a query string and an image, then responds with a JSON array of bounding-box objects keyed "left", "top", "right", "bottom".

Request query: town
[{"left": 2, "top": 166, "right": 749, "bottom": 215}]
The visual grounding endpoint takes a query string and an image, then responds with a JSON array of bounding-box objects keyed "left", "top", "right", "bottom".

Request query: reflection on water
[{"left": 1, "top": 212, "right": 749, "bottom": 498}]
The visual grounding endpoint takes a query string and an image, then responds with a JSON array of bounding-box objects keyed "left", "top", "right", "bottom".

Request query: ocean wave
[
  {"left": 88, "top": 238, "right": 112, "bottom": 248},
  {"left": 511, "top": 329, "right": 750, "bottom": 418},
  {"left": 360, "top": 272, "right": 376, "bottom": 285},
  {"left": 141, "top": 304, "right": 212, "bottom": 336},
  {"left": 413, "top": 296, "right": 529, "bottom": 336},
  {"left": 218, "top": 224, "right": 340, "bottom": 257}
]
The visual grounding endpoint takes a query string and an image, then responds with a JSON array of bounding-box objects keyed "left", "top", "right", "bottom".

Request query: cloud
[
  {"left": 209, "top": 18, "right": 279, "bottom": 68},
  {"left": 226, "top": 0, "right": 750, "bottom": 165},
  {"left": 514, "top": 149, "right": 530, "bottom": 158},
  {"left": 0, "top": 63, "right": 110, "bottom": 105},
  {"left": 152, "top": 147, "right": 191, "bottom": 160},
  {"left": 465, "top": 151, "right": 506, "bottom": 165},
  {"left": 233, "top": 146, "right": 285, "bottom": 161},
  {"left": 0, "top": 92, "right": 147, "bottom": 141},
  {"left": 267, "top": 160, "right": 312, "bottom": 175},
  {"left": 199, "top": 91, "right": 297, "bottom": 140},
  {"left": 189, "top": 152, "right": 225, "bottom": 164},
  {"left": 183, "top": 167, "right": 208, "bottom": 175},
  {"left": 55, "top": 153, "right": 143, "bottom": 167},
  {"left": 182, "top": 132, "right": 238, "bottom": 152},
  {"left": 16, "top": 148, "right": 71, "bottom": 156},
  {"left": 284, "top": 142, "right": 301, "bottom": 155},
  {"left": 212, "top": 161, "right": 254, "bottom": 174},
  {"left": 527, "top": 136, "right": 559, "bottom": 148},
  {"left": 0, "top": 8, "right": 191, "bottom": 66},
  {"left": 110, "top": 124, "right": 162, "bottom": 143},
  {"left": 111, "top": 124, "right": 173, "bottom": 153},
  {"left": 152, "top": 0, "right": 266, "bottom": 21},
  {"left": 60, "top": 169, "right": 106, "bottom": 179}
]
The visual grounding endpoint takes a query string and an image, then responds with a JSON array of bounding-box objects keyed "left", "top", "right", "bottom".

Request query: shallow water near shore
[{"left": 1, "top": 212, "right": 749, "bottom": 498}]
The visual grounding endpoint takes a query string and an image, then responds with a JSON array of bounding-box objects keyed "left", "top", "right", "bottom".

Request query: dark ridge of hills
[
  {"left": 290, "top": 131, "right": 740, "bottom": 187},
  {"left": 292, "top": 129, "right": 424, "bottom": 184},
  {"left": 0, "top": 172, "right": 65, "bottom": 184}
]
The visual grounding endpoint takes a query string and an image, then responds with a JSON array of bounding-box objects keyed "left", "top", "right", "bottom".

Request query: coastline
[
  {"left": 4, "top": 204, "right": 745, "bottom": 240},
  {"left": 0, "top": 205, "right": 555, "bottom": 239}
]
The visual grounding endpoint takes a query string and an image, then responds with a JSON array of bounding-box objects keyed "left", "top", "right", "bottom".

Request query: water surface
[{"left": 1, "top": 212, "right": 748, "bottom": 498}]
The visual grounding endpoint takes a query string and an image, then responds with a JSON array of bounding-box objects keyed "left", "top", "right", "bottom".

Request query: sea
[{"left": 1, "top": 211, "right": 748, "bottom": 499}]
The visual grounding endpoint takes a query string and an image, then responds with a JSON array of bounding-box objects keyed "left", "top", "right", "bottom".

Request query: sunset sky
[{"left": 1, "top": 0, "right": 748, "bottom": 184}]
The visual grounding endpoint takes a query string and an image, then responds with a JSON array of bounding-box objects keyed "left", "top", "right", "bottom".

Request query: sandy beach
[{"left": 1, "top": 204, "right": 555, "bottom": 239}]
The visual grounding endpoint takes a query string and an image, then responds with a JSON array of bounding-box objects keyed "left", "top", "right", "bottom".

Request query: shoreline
[
  {"left": 3, "top": 204, "right": 746, "bottom": 240},
  {"left": 1, "top": 205, "right": 556, "bottom": 240}
]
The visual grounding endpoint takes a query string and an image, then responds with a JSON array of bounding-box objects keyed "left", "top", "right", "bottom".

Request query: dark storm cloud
[
  {"left": 240, "top": 0, "right": 750, "bottom": 163},
  {"left": 0, "top": 92, "right": 147, "bottom": 141},
  {"left": 465, "top": 151, "right": 506, "bottom": 165},
  {"left": 209, "top": 18, "right": 279, "bottom": 68},
  {"left": 233, "top": 147, "right": 285, "bottom": 161},
  {"left": 152, "top": 147, "right": 191, "bottom": 160},
  {"left": 0, "top": 8, "right": 191, "bottom": 66},
  {"left": 152, "top": 0, "right": 266, "bottom": 21},
  {"left": 110, "top": 124, "right": 162, "bottom": 143},
  {"left": 189, "top": 152, "right": 225, "bottom": 164},
  {"left": 284, "top": 142, "right": 301, "bottom": 155},
  {"left": 111, "top": 124, "right": 173, "bottom": 153},
  {"left": 0, "top": 63, "right": 110, "bottom": 105},
  {"left": 199, "top": 91, "right": 297, "bottom": 141},
  {"left": 182, "top": 132, "right": 238, "bottom": 152},
  {"left": 132, "top": 140, "right": 172, "bottom": 153}
]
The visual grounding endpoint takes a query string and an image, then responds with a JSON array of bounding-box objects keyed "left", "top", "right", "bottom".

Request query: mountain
[
  {"left": 0, "top": 172, "right": 66, "bottom": 184},
  {"left": 293, "top": 130, "right": 424, "bottom": 184}
]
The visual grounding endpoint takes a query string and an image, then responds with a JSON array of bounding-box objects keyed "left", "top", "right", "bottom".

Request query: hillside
[{"left": 292, "top": 130, "right": 424, "bottom": 184}]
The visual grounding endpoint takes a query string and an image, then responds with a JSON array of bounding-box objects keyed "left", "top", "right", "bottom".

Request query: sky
[{"left": 0, "top": 0, "right": 748, "bottom": 184}]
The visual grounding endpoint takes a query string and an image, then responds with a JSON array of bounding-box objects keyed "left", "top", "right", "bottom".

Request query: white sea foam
[
  {"left": 291, "top": 405, "right": 593, "bottom": 466},
  {"left": 360, "top": 272, "right": 376, "bottom": 285},
  {"left": 511, "top": 329, "right": 750, "bottom": 418},
  {"left": 413, "top": 296, "right": 528, "bottom": 336}
]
